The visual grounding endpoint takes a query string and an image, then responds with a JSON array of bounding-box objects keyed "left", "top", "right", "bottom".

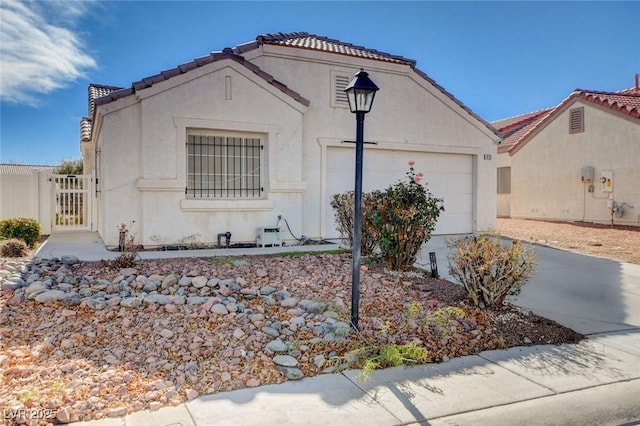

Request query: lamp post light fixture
[{"left": 344, "top": 68, "right": 379, "bottom": 330}]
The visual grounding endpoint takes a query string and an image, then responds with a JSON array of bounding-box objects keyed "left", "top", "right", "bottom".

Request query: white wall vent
[{"left": 331, "top": 71, "right": 351, "bottom": 108}]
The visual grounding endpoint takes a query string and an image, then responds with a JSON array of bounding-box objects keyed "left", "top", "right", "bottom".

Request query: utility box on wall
[
  {"left": 601, "top": 170, "right": 613, "bottom": 192},
  {"left": 581, "top": 166, "right": 594, "bottom": 183},
  {"left": 256, "top": 227, "right": 282, "bottom": 247}
]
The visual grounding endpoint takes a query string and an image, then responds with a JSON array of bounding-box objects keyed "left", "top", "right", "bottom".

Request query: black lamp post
[{"left": 344, "top": 68, "right": 379, "bottom": 330}]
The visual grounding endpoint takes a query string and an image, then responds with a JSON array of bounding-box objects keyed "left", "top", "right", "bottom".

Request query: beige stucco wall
[
  {"left": 91, "top": 48, "right": 499, "bottom": 247},
  {"left": 249, "top": 45, "right": 498, "bottom": 236},
  {"left": 510, "top": 101, "right": 640, "bottom": 225}
]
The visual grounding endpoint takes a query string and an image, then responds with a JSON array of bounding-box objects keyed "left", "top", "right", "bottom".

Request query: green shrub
[
  {"left": 331, "top": 163, "right": 444, "bottom": 270},
  {"left": 369, "top": 163, "right": 444, "bottom": 270},
  {"left": 0, "top": 238, "right": 30, "bottom": 257},
  {"left": 0, "top": 218, "right": 41, "bottom": 247},
  {"left": 448, "top": 232, "right": 536, "bottom": 309}
]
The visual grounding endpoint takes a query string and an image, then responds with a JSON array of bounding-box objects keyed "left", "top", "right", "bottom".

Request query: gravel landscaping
[{"left": 0, "top": 249, "right": 583, "bottom": 425}]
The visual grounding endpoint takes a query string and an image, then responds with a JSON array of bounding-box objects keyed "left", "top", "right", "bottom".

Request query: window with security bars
[
  {"left": 497, "top": 167, "right": 511, "bottom": 194},
  {"left": 186, "top": 135, "right": 262, "bottom": 198},
  {"left": 569, "top": 107, "right": 584, "bottom": 134}
]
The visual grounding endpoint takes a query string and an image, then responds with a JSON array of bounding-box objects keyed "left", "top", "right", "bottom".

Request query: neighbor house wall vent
[{"left": 569, "top": 106, "right": 584, "bottom": 134}]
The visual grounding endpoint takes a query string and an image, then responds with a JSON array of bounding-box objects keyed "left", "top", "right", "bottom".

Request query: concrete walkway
[{"left": 32, "top": 232, "right": 640, "bottom": 425}]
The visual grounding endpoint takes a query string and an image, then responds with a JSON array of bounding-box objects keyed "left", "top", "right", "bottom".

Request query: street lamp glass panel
[{"left": 344, "top": 69, "right": 379, "bottom": 113}]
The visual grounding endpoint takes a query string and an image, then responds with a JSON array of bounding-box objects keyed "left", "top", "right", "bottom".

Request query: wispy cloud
[{"left": 0, "top": 0, "right": 97, "bottom": 105}]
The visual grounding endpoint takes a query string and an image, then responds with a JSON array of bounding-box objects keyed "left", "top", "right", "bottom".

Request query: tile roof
[
  {"left": 80, "top": 117, "right": 92, "bottom": 143},
  {"left": 89, "top": 84, "right": 122, "bottom": 117},
  {"left": 0, "top": 164, "right": 56, "bottom": 175},
  {"left": 88, "top": 32, "right": 499, "bottom": 140},
  {"left": 506, "top": 88, "right": 640, "bottom": 155},
  {"left": 492, "top": 109, "right": 553, "bottom": 153},
  {"left": 93, "top": 49, "right": 310, "bottom": 108},
  {"left": 255, "top": 32, "right": 417, "bottom": 66}
]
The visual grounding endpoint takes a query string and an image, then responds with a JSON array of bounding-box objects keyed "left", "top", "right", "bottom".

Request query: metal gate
[{"left": 52, "top": 174, "right": 91, "bottom": 231}]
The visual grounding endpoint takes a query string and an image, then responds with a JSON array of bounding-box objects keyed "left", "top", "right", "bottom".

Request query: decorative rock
[
  {"left": 273, "top": 355, "right": 298, "bottom": 367},
  {"left": 61, "top": 255, "right": 80, "bottom": 265},
  {"left": 226, "top": 303, "right": 238, "bottom": 313},
  {"left": 1, "top": 277, "right": 25, "bottom": 291},
  {"left": 211, "top": 304, "right": 228, "bottom": 315},
  {"left": 290, "top": 316, "right": 305, "bottom": 327},
  {"left": 178, "top": 277, "right": 192, "bottom": 286},
  {"left": 231, "top": 260, "right": 249, "bottom": 267},
  {"left": 142, "top": 282, "right": 157, "bottom": 293},
  {"left": 266, "top": 339, "right": 288, "bottom": 353},
  {"left": 305, "top": 301, "right": 327, "bottom": 314},
  {"left": 85, "top": 299, "right": 107, "bottom": 310},
  {"left": 60, "top": 309, "right": 76, "bottom": 317},
  {"left": 119, "top": 268, "right": 137, "bottom": 276},
  {"left": 273, "top": 290, "right": 291, "bottom": 301},
  {"left": 62, "top": 294, "right": 81, "bottom": 306},
  {"left": 120, "top": 297, "right": 142, "bottom": 308},
  {"left": 34, "top": 290, "right": 67, "bottom": 303},
  {"left": 206, "top": 278, "right": 220, "bottom": 287},
  {"left": 144, "top": 294, "right": 171, "bottom": 305},
  {"left": 159, "top": 329, "right": 174, "bottom": 339},
  {"left": 25, "top": 281, "right": 46, "bottom": 296},
  {"left": 236, "top": 277, "right": 247, "bottom": 286},
  {"left": 255, "top": 269, "right": 268, "bottom": 277},
  {"left": 280, "top": 297, "right": 299, "bottom": 308},
  {"left": 246, "top": 378, "right": 260, "bottom": 387},
  {"left": 192, "top": 276, "right": 208, "bottom": 288},
  {"left": 259, "top": 285, "right": 277, "bottom": 295},
  {"left": 276, "top": 366, "right": 304, "bottom": 380},
  {"left": 262, "top": 327, "right": 280, "bottom": 338},
  {"left": 232, "top": 328, "right": 245, "bottom": 339},
  {"left": 185, "top": 388, "right": 199, "bottom": 401},
  {"left": 314, "top": 355, "right": 326, "bottom": 368},
  {"left": 107, "top": 406, "right": 128, "bottom": 418},
  {"left": 161, "top": 275, "right": 178, "bottom": 289},
  {"left": 186, "top": 296, "right": 208, "bottom": 305}
]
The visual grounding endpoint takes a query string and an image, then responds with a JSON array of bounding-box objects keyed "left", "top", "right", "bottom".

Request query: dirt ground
[{"left": 497, "top": 218, "right": 640, "bottom": 264}]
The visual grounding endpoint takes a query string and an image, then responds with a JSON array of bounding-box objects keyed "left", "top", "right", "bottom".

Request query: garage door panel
[{"left": 326, "top": 148, "right": 473, "bottom": 237}]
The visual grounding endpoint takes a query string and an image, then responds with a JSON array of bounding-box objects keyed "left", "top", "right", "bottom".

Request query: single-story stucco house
[
  {"left": 495, "top": 79, "right": 640, "bottom": 225},
  {"left": 81, "top": 32, "right": 501, "bottom": 248}
]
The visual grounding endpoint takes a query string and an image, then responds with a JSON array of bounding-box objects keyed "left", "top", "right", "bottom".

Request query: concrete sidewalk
[{"left": 69, "top": 330, "right": 640, "bottom": 426}]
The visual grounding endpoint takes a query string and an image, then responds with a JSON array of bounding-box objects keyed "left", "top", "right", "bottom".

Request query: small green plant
[
  {"left": 278, "top": 249, "right": 349, "bottom": 257},
  {"left": 448, "top": 232, "right": 536, "bottom": 309},
  {"left": 0, "top": 238, "right": 30, "bottom": 257},
  {"left": 426, "top": 306, "right": 467, "bottom": 336},
  {"left": 210, "top": 257, "right": 238, "bottom": 265},
  {"left": 0, "top": 217, "right": 40, "bottom": 247},
  {"left": 404, "top": 301, "right": 423, "bottom": 318},
  {"left": 357, "top": 342, "right": 430, "bottom": 378}
]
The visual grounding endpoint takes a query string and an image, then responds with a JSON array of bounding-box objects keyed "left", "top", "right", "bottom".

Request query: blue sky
[{"left": 1, "top": 1, "right": 638, "bottom": 166}]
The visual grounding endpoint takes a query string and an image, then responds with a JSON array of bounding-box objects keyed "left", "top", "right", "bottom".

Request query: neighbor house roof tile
[{"left": 506, "top": 89, "right": 640, "bottom": 155}]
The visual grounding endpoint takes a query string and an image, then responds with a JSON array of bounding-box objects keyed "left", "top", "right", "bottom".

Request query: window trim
[{"left": 497, "top": 166, "right": 511, "bottom": 195}]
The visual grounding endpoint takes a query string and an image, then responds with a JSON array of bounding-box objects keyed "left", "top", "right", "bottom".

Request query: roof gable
[
  {"left": 85, "top": 32, "right": 500, "bottom": 141},
  {"left": 503, "top": 88, "right": 640, "bottom": 155}
]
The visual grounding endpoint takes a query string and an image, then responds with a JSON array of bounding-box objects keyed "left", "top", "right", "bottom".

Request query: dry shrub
[
  {"left": 1, "top": 238, "right": 30, "bottom": 257},
  {"left": 448, "top": 232, "right": 536, "bottom": 309}
]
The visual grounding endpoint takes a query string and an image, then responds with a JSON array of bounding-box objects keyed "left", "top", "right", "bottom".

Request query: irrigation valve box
[
  {"left": 600, "top": 170, "right": 613, "bottom": 193},
  {"left": 256, "top": 227, "right": 282, "bottom": 247}
]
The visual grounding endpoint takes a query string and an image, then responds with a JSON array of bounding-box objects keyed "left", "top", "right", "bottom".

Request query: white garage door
[{"left": 326, "top": 147, "right": 473, "bottom": 237}]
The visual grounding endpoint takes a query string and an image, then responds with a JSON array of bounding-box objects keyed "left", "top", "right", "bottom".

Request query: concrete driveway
[{"left": 510, "top": 244, "right": 640, "bottom": 336}]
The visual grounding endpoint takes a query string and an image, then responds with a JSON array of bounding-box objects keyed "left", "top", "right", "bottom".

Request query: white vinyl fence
[{"left": 0, "top": 164, "right": 55, "bottom": 234}]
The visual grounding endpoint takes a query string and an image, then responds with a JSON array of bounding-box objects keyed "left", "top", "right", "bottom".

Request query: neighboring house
[
  {"left": 0, "top": 164, "right": 56, "bottom": 234},
  {"left": 81, "top": 32, "right": 500, "bottom": 248},
  {"left": 494, "top": 80, "right": 640, "bottom": 225}
]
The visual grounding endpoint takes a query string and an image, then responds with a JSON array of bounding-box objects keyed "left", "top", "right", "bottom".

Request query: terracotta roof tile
[
  {"left": 87, "top": 32, "right": 499, "bottom": 140},
  {"left": 256, "top": 32, "right": 416, "bottom": 66},
  {"left": 506, "top": 88, "right": 640, "bottom": 155},
  {"left": 88, "top": 84, "right": 122, "bottom": 117}
]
